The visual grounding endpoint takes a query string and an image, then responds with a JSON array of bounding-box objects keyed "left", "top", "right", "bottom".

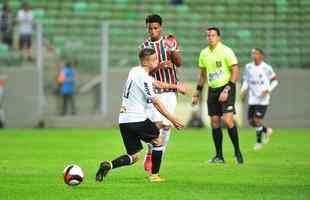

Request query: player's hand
[
  {"left": 192, "top": 95, "right": 199, "bottom": 105},
  {"left": 261, "top": 90, "right": 269, "bottom": 97},
  {"left": 165, "top": 34, "right": 178, "bottom": 52},
  {"left": 171, "top": 117, "right": 185, "bottom": 130},
  {"left": 177, "top": 83, "right": 191, "bottom": 96},
  {"left": 159, "top": 60, "right": 173, "bottom": 68},
  {"left": 219, "top": 90, "right": 229, "bottom": 103}
]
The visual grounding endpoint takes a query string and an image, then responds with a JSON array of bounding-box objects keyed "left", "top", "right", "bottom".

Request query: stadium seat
[{"left": 33, "top": 8, "right": 45, "bottom": 21}]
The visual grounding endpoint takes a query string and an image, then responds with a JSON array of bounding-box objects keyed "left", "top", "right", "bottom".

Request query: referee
[{"left": 192, "top": 27, "right": 244, "bottom": 164}]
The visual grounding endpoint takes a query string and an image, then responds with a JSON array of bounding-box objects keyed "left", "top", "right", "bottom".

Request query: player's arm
[
  {"left": 240, "top": 67, "right": 249, "bottom": 102},
  {"left": 262, "top": 67, "right": 279, "bottom": 97},
  {"left": 152, "top": 98, "right": 184, "bottom": 129},
  {"left": 165, "top": 34, "right": 182, "bottom": 67},
  {"left": 192, "top": 68, "right": 207, "bottom": 105},
  {"left": 153, "top": 81, "right": 190, "bottom": 96},
  {"left": 171, "top": 49, "right": 182, "bottom": 67},
  {"left": 219, "top": 48, "right": 239, "bottom": 102}
]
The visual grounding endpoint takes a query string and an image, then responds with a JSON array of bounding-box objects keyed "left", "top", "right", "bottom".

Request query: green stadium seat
[
  {"left": 73, "top": 1, "right": 88, "bottom": 13},
  {"left": 33, "top": 8, "right": 45, "bottom": 21},
  {"left": 176, "top": 4, "right": 190, "bottom": 14},
  {"left": 10, "top": 0, "right": 21, "bottom": 10},
  {"left": 114, "top": 0, "right": 129, "bottom": 4}
]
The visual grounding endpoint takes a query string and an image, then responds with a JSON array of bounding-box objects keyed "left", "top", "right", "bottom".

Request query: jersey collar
[
  {"left": 148, "top": 36, "right": 163, "bottom": 43},
  {"left": 207, "top": 42, "right": 222, "bottom": 52}
]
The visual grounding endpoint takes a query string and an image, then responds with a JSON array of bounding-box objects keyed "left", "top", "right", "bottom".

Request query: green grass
[{"left": 0, "top": 128, "right": 310, "bottom": 200}]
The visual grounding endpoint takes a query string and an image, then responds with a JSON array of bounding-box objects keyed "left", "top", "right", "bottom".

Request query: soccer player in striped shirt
[
  {"left": 139, "top": 14, "right": 182, "bottom": 174},
  {"left": 240, "top": 48, "right": 279, "bottom": 150}
]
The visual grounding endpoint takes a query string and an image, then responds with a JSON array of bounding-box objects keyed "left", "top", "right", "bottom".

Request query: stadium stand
[{"left": 2, "top": 0, "right": 308, "bottom": 70}]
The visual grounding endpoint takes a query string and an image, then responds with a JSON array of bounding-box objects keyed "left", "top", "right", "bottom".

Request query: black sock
[
  {"left": 256, "top": 126, "right": 264, "bottom": 143},
  {"left": 227, "top": 126, "right": 241, "bottom": 155},
  {"left": 212, "top": 128, "right": 223, "bottom": 158},
  {"left": 111, "top": 154, "right": 132, "bottom": 169},
  {"left": 151, "top": 146, "right": 163, "bottom": 174},
  {"left": 262, "top": 126, "right": 267, "bottom": 133}
]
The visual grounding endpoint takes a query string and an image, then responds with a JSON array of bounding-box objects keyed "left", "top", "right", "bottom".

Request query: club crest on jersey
[{"left": 216, "top": 61, "right": 222, "bottom": 67}]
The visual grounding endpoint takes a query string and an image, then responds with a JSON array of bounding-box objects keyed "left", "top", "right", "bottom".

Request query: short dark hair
[
  {"left": 145, "top": 14, "right": 162, "bottom": 25},
  {"left": 207, "top": 26, "right": 221, "bottom": 36},
  {"left": 252, "top": 48, "right": 264, "bottom": 55},
  {"left": 139, "top": 48, "right": 156, "bottom": 61}
]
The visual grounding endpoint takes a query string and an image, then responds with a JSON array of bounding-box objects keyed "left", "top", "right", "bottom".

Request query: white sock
[{"left": 161, "top": 127, "right": 171, "bottom": 150}]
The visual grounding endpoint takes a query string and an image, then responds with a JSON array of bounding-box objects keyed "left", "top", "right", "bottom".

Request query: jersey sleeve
[
  {"left": 241, "top": 65, "right": 249, "bottom": 92},
  {"left": 136, "top": 74, "right": 158, "bottom": 102},
  {"left": 198, "top": 50, "right": 206, "bottom": 68},
  {"left": 225, "top": 47, "right": 238, "bottom": 67},
  {"left": 267, "top": 65, "right": 277, "bottom": 80}
]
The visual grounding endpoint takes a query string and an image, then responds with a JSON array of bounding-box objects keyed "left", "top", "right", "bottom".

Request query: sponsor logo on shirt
[
  {"left": 144, "top": 82, "right": 151, "bottom": 95},
  {"left": 227, "top": 106, "right": 233, "bottom": 111},
  {"left": 209, "top": 70, "right": 224, "bottom": 82}
]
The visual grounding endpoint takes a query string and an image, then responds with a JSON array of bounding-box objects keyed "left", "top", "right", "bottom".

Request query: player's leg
[
  {"left": 160, "top": 92, "right": 177, "bottom": 150},
  {"left": 248, "top": 105, "right": 262, "bottom": 150},
  {"left": 95, "top": 122, "right": 142, "bottom": 182},
  {"left": 248, "top": 105, "right": 256, "bottom": 127},
  {"left": 222, "top": 88, "right": 243, "bottom": 164},
  {"left": 253, "top": 115, "right": 264, "bottom": 150},
  {"left": 222, "top": 112, "right": 243, "bottom": 162},
  {"left": 208, "top": 88, "right": 225, "bottom": 163},
  {"left": 209, "top": 115, "right": 225, "bottom": 163},
  {"left": 139, "top": 119, "right": 165, "bottom": 182},
  {"left": 144, "top": 104, "right": 163, "bottom": 173},
  {"left": 149, "top": 138, "right": 165, "bottom": 182},
  {"left": 253, "top": 105, "right": 269, "bottom": 148}
]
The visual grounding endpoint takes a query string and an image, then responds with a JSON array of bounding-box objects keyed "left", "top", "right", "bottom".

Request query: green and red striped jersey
[{"left": 139, "top": 34, "right": 180, "bottom": 92}]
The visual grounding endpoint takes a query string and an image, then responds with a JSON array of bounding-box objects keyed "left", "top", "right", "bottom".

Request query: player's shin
[
  {"left": 212, "top": 128, "right": 223, "bottom": 158},
  {"left": 151, "top": 145, "right": 164, "bottom": 174},
  {"left": 161, "top": 127, "right": 171, "bottom": 150},
  {"left": 227, "top": 125, "right": 241, "bottom": 155},
  {"left": 256, "top": 126, "right": 264, "bottom": 143},
  {"left": 111, "top": 154, "right": 134, "bottom": 169}
]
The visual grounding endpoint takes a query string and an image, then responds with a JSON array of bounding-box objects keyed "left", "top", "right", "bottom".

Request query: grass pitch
[{"left": 0, "top": 128, "right": 309, "bottom": 200}]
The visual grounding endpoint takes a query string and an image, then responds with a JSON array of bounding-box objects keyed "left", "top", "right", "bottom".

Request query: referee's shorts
[{"left": 207, "top": 85, "right": 236, "bottom": 116}]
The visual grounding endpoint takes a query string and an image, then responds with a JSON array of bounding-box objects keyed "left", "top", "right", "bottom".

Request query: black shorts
[
  {"left": 19, "top": 34, "right": 32, "bottom": 50},
  {"left": 119, "top": 119, "right": 160, "bottom": 155},
  {"left": 248, "top": 105, "right": 268, "bottom": 119},
  {"left": 207, "top": 85, "right": 236, "bottom": 116}
]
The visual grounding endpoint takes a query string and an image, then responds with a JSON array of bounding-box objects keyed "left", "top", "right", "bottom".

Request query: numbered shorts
[
  {"left": 248, "top": 105, "right": 268, "bottom": 119},
  {"left": 147, "top": 92, "right": 177, "bottom": 126},
  {"left": 207, "top": 85, "right": 236, "bottom": 116},
  {"left": 119, "top": 119, "right": 160, "bottom": 155}
]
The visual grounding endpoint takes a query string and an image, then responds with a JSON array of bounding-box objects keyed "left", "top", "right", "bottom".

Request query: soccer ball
[{"left": 63, "top": 164, "right": 84, "bottom": 186}]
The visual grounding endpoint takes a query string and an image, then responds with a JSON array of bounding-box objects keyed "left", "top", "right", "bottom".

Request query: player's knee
[
  {"left": 211, "top": 118, "right": 221, "bottom": 128},
  {"left": 224, "top": 117, "right": 234, "bottom": 128},
  {"left": 151, "top": 137, "right": 163, "bottom": 147},
  {"left": 131, "top": 153, "right": 140, "bottom": 163}
]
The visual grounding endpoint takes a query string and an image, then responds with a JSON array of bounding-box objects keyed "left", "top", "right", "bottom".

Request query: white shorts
[{"left": 147, "top": 92, "right": 177, "bottom": 126}]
